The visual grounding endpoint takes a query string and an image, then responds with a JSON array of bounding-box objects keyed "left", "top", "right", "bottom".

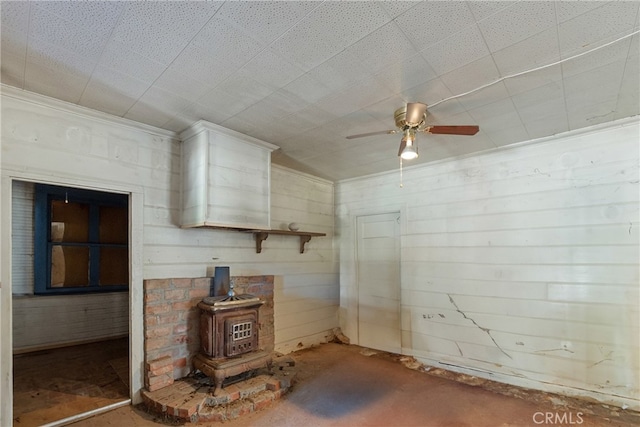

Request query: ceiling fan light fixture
[
  {"left": 400, "top": 129, "right": 418, "bottom": 160},
  {"left": 400, "top": 143, "right": 418, "bottom": 160}
]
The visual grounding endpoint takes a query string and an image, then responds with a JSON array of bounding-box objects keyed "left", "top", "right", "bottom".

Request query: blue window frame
[{"left": 34, "top": 184, "right": 129, "bottom": 295}]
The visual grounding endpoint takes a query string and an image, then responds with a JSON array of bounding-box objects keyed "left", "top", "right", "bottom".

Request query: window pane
[
  {"left": 51, "top": 245, "right": 89, "bottom": 287},
  {"left": 51, "top": 200, "right": 89, "bottom": 243},
  {"left": 99, "top": 205, "right": 128, "bottom": 244},
  {"left": 100, "top": 247, "right": 128, "bottom": 286}
]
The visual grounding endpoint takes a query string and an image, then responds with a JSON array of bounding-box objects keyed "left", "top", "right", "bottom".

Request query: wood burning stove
[{"left": 193, "top": 284, "right": 271, "bottom": 396}]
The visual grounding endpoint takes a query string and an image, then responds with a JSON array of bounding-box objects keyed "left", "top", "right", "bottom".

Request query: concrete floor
[{"left": 74, "top": 343, "right": 638, "bottom": 427}]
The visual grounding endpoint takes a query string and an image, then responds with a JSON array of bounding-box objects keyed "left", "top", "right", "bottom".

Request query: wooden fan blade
[
  {"left": 345, "top": 129, "right": 398, "bottom": 139},
  {"left": 397, "top": 139, "right": 407, "bottom": 157},
  {"left": 405, "top": 102, "right": 427, "bottom": 126},
  {"left": 424, "top": 125, "right": 479, "bottom": 135}
]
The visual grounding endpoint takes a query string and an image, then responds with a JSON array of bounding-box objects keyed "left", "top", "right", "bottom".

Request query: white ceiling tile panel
[
  {"left": 401, "top": 78, "right": 456, "bottom": 109},
  {"left": 566, "top": 99, "right": 618, "bottom": 129},
  {"left": 188, "top": 15, "right": 265, "bottom": 62},
  {"left": 29, "top": 6, "right": 110, "bottom": 59},
  {"left": 217, "top": 1, "right": 319, "bottom": 46},
  {"left": 263, "top": 90, "right": 310, "bottom": 116},
  {"left": 456, "top": 81, "right": 512, "bottom": 112},
  {"left": 208, "top": 71, "right": 276, "bottom": 108},
  {"left": 146, "top": 87, "right": 195, "bottom": 115},
  {"left": 378, "top": 1, "right": 420, "bottom": 19},
  {"left": 373, "top": 54, "right": 438, "bottom": 94},
  {"left": 362, "top": 95, "right": 414, "bottom": 123},
  {"left": 166, "top": 44, "right": 238, "bottom": 88},
  {"left": 420, "top": 25, "right": 491, "bottom": 75},
  {"left": 270, "top": 2, "right": 390, "bottom": 70},
  {"left": 80, "top": 67, "right": 148, "bottom": 117},
  {"left": 1, "top": 1, "right": 29, "bottom": 53},
  {"left": 510, "top": 81, "right": 565, "bottom": 115},
  {"left": 492, "top": 27, "right": 560, "bottom": 76},
  {"left": 161, "top": 115, "right": 200, "bottom": 134},
  {"left": 241, "top": 48, "right": 306, "bottom": 89},
  {"left": 558, "top": 2, "right": 639, "bottom": 57},
  {"left": 97, "top": 41, "right": 167, "bottom": 84},
  {"left": 523, "top": 115, "right": 570, "bottom": 140},
  {"left": 233, "top": 99, "right": 291, "bottom": 129},
  {"left": 152, "top": 67, "right": 215, "bottom": 102},
  {"left": 561, "top": 36, "right": 631, "bottom": 79},
  {"left": 466, "top": 1, "right": 517, "bottom": 22},
  {"left": 1, "top": 2, "right": 29, "bottom": 87},
  {"left": 314, "top": 77, "right": 396, "bottom": 118},
  {"left": 195, "top": 83, "right": 263, "bottom": 120},
  {"left": 26, "top": 38, "right": 96, "bottom": 77},
  {"left": 514, "top": 92, "right": 567, "bottom": 125},
  {"left": 124, "top": 101, "right": 176, "bottom": 130},
  {"left": 278, "top": 105, "right": 339, "bottom": 135},
  {"left": 34, "top": 1, "right": 124, "bottom": 37},
  {"left": 0, "top": 51, "right": 26, "bottom": 88},
  {"left": 425, "top": 109, "right": 477, "bottom": 127},
  {"left": 502, "top": 64, "right": 564, "bottom": 97},
  {"left": 180, "top": 102, "right": 234, "bottom": 128},
  {"left": 394, "top": 2, "right": 476, "bottom": 49},
  {"left": 629, "top": 33, "right": 640, "bottom": 58},
  {"left": 84, "top": 65, "right": 152, "bottom": 102},
  {"left": 434, "top": 132, "right": 496, "bottom": 156},
  {"left": 307, "top": 49, "right": 372, "bottom": 92},
  {"left": 425, "top": 98, "right": 468, "bottom": 119},
  {"left": 467, "top": 98, "right": 522, "bottom": 133},
  {"left": 563, "top": 61, "right": 625, "bottom": 107},
  {"left": 615, "top": 51, "right": 639, "bottom": 120},
  {"left": 282, "top": 74, "right": 333, "bottom": 105},
  {"left": 126, "top": 88, "right": 199, "bottom": 129},
  {"left": 346, "top": 22, "right": 418, "bottom": 74},
  {"left": 24, "top": 62, "right": 88, "bottom": 104},
  {"left": 487, "top": 124, "right": 531, "bottom": 147},
  {"left": 219, "top": 115, "right": 263, "bottom": 140},
  {"left": 477, "top": 1, "right": 556, "bottom": 53},
  {"left": 111, "top": 2, "right": 222, "bottom": 65},
  {"left": 439, "top": 55, "right": 501, "bottom": 95},
  {"left": 328, "top": 110, "right": 390, "bottom": 140},
  {"left": 554, "top": 1, "right": 611, "bottom": 24}
]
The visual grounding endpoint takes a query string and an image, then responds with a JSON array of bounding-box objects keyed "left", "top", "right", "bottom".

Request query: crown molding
[{"left": 1, "top": 84, "right": 178, "bottom": 140}]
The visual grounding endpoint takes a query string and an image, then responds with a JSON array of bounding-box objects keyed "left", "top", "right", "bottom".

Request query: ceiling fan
[{"left": 346, "top": 102, "right": 479, "bottom": 160}]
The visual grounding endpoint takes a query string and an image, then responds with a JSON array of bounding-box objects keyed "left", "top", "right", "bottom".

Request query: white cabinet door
[{"left": 180, "top": 121, "right": 278, "bottom": 230}]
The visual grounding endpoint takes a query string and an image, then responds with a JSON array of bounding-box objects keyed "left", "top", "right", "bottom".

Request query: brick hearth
[
  {"left": 143, "top": 275, "right": 274, "bottom": 392},
  {"left": 142, "top": 355, "right": 296, "bottom": 423}
]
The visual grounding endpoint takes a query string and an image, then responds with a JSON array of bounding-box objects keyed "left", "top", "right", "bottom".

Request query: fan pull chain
[{"left": 399, "top": 157, "right": 403, "bottom": 188}]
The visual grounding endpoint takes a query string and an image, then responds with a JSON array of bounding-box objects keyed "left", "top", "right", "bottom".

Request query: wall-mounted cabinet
[{"left": 180, "top": 121, "right": 279, "bottom": 230}]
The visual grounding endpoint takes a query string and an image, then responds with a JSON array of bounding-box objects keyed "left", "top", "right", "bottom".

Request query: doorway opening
[
  {"left": 11, "top": 180, "right": 130, "bottom": 426},
  {"left": 356, "top": 212, "right": 401, "bottom": 354}
]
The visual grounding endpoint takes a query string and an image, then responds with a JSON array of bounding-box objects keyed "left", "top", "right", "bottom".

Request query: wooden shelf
[
  {"left": 251, "top": 230, "right": 326, "bottom": 254},
  {"left": 199, "top": 226, "right": 326, "bottom": 254}
]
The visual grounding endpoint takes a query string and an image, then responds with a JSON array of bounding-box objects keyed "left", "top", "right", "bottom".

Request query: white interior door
[{"left": 356, "top": 212, "right": 401, "bottom": 353}]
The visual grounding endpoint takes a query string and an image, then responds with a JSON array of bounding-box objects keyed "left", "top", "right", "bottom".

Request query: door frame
[{"left": 0, "top": 172, "right": 144, "bottom": 426}]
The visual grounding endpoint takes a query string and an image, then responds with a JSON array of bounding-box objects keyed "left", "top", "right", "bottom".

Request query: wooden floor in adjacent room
[{"left": 13, "top": 337, "right": 129, "bottom": 427}]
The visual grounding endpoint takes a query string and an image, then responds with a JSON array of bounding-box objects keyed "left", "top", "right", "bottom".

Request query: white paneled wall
[
  {"left": 336, "top": 118, "right": 639, "bottom": 409},
  {"left": 0, "top": 87, "right": 337, "bottom": 390},
  {"left": 2, "top": 88, "right": 337, "bottom": 353}
]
